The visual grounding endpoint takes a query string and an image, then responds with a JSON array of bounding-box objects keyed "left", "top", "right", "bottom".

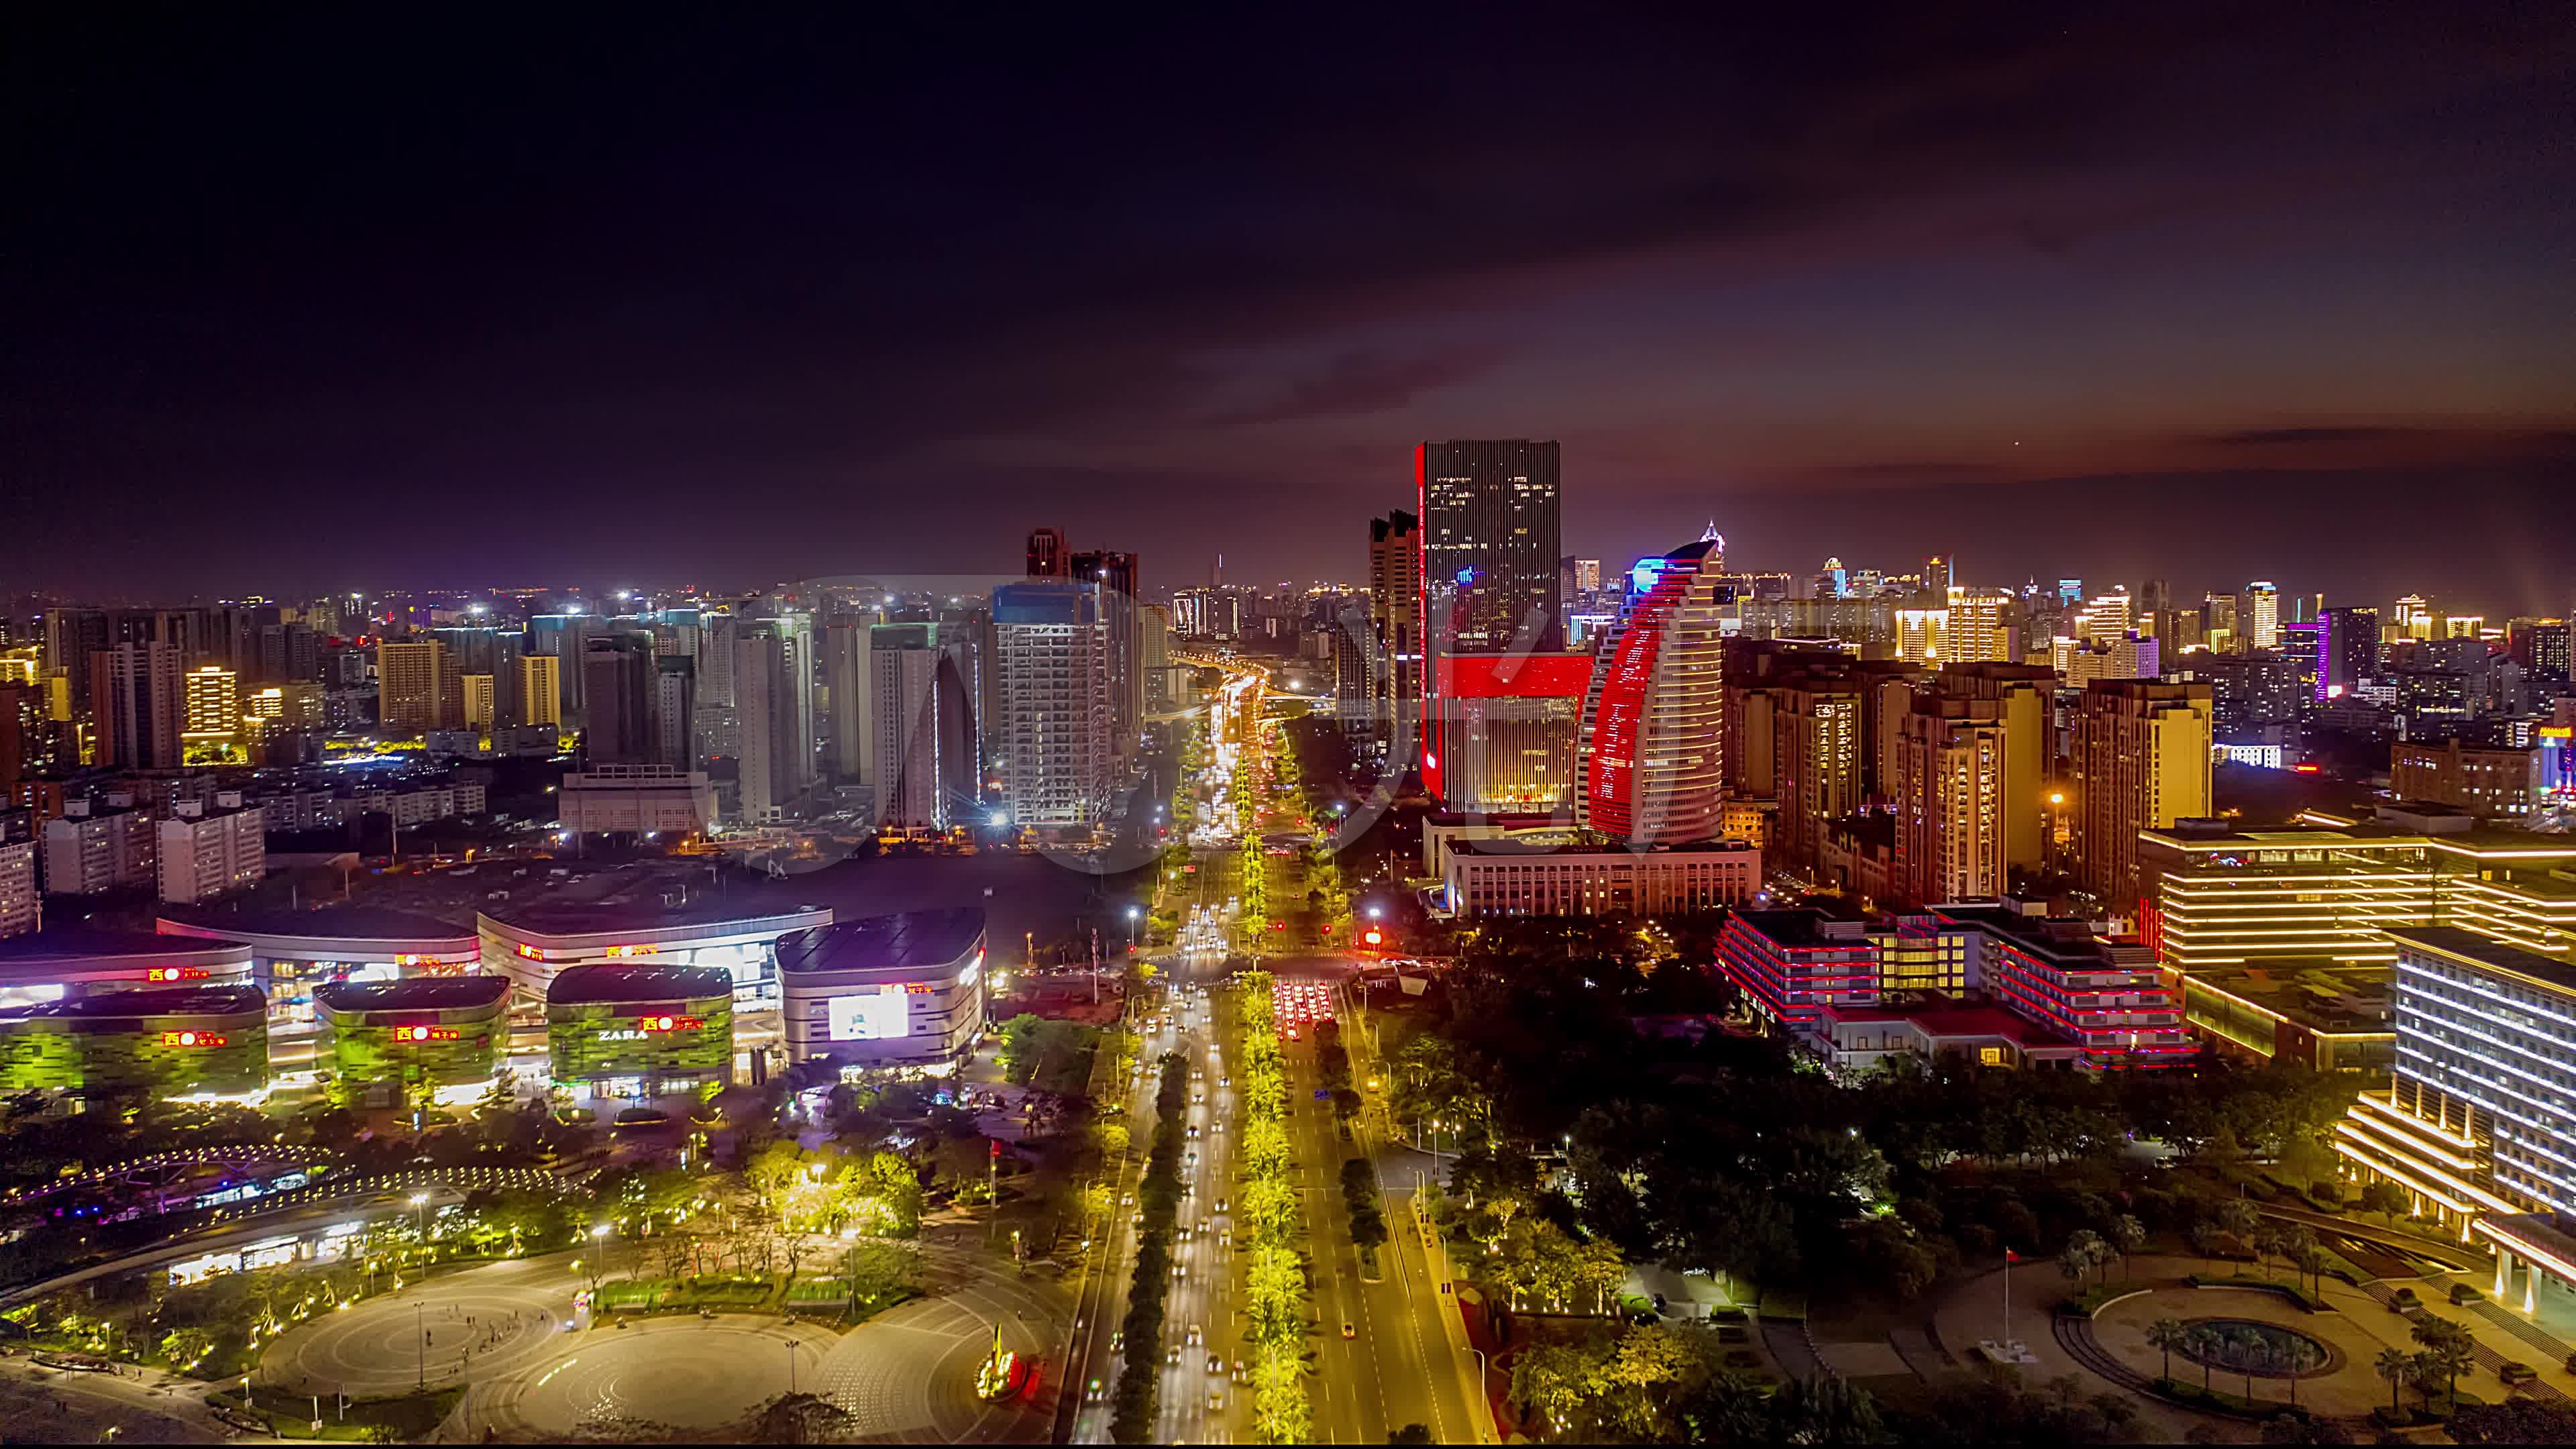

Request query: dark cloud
[
  {"left": 1202, "top": 347, "right": 1513, "bottom": 427},
  {"left": 2208, "top": 427, "right": 2427, "bottom": 447}
]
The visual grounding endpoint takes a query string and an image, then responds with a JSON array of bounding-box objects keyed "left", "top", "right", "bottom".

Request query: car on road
[
  {"left": 1341, "top": 1322, "right": 1356, "bottom": 1339},
  {"left": 1085, "top": 1378, "right": 1106, "bottom": 1403},
  {"left": 1167, "top": 1346, "right": 1181, "bottom": 1365},
  {"left": 1215, "top": 1197, "right": 1229, "bottom": 1213},
  {"left": 1110, "top": 1329, "right": 1124, "bottom": 1352},
  {"left": 1210, "top": 1391, "right": 1226, "bottom": 1411},
  {"left": 1186, "top": 1323, "right": 1203, "bottom": 1345},
  {"left": 1208, "top": 1353, "right": 1224, "bottom": 1375}
]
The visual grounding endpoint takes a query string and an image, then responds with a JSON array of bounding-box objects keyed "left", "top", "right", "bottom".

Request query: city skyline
[{"left": 5, "top": 8, "right": 2572, "bottom": 610}]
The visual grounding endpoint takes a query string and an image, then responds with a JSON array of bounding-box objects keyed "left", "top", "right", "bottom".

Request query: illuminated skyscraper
[
  {"left": 519, "top": 653, "right": 563, "bottom": 729},
  {"left": 2319, "top": 605, "right": 2379, "bottom": 700},
  {"left": 2072, "top": 680, "right": 2213, "bottom": 913},
  {"left": 1417, "top": 439, "right": 1576, "bottom": 808},
  {"left": 2245, "top": 580, "right": 2281, "bottom": 649},
  {"left": 1943, "top": 588, "right": 2012, "bottom": 663},
  {"left": 1069, "top": 549, "right": 1142, "bottom": 763},
  {"left": 1366, "top": 511, "right": 1421, "bottom": 759},
  {"left": 1895, "top": 609, "right": 1947, "bottom": 664},
  {"left": 871, "top": 623, "right": 977, "bottom": 830},
  {"left": 993, "top": 582, "right": 1112, "bottom": 828},
  {"left": 1574, "top": 539, "right": 1727, "bottom": 847},
  {"left": 1893, "top": 693, "right": 2007, "bottom": 906},
  {"left": 378, "top": 640, "right": 461, "bottom": 733}
]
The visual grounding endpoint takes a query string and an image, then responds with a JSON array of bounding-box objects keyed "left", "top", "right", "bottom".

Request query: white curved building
[{"left": 1574, "top": 537, "right": 1729, "bottom": 846}]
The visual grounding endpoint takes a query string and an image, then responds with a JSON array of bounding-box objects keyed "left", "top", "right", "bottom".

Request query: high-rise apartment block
[
  {"left": 1944, "top": 588, "right": 2013, "bottom": 663},
  {"left": 0, "top": 837, "right": 36, "bottom": 938},
  {"left": 157, "top": 796, "right": 264, "bottom": 904},
  {"left": 377, "top": 640, "right": 462, "bottom": 733},
  {"left": 519, "top": 653, "right": 563, "bottom": 729},
  {"left": 42, "top": 800, "right": 156, "bottom": 895},
  {"left": 91, "top": 641, "right": 184, "bottom": 770},
  {"left": 1069, "top": 549, "right": 1142, "bottom": 763},
  {"left": 1574, "top": 538, "right": 1727, "bottom": 846},
  {"left": 581, "top": 633, "right": 659, "bottom": 765},
  {"left": 1892, "top": 694, "right": 2008, "bottom": 906},
  {"left": 994, "top": 582, "right": 1113, "bottom": 828},
  {"left": 2072, "top": 680, "right": 2213, "bottom": 912},
  {"left": 733, "top": 616, "right": 816, "bottom": 825},
  {"left": 871, "top": 623, "right": 978, "bottom": 831},
  {"left": 1936, "top": 662, "right": 2055, "bottom": 870},
  {"left": 825, "top": 620, "right": 875, "bottom": 785},
  {"left": 1367, "top": 510, "right": 1422, "bottom": 759}
]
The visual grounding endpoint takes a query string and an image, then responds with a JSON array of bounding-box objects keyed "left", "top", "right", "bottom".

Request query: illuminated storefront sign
[{"left": 158, "top": 1030, "right": 228, "bottom": 1048}]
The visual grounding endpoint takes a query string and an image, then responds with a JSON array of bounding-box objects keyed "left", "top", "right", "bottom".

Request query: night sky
[{"left": 5, "top": 7, "right": 2571, "bottom": 612}]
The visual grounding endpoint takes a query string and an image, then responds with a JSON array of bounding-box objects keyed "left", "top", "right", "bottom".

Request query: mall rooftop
[
  {"left": 546, "top": 964, "right": 737, "bottom": 1006},
  {"left": 775, "top": 906, "right": 987, "bottom": 977}
]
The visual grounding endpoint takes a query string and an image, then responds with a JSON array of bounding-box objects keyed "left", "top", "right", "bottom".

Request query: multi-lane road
[{"left": 1064, "top": 953, "right": 1487, "bottom": 1445}]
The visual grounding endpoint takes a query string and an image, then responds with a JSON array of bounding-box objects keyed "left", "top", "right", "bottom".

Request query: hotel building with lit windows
[
  {"left": 2334, "top": 927, "right": 2576, "bottom": 1313},
  {"left": 2139, "top": 808, "right": 2576, "bottom": 1069},
  {"left": 1573, "top": 536, "right": 1728, "bottom": 847},
  {"left": 1718, "top": 900, "right": 2188, "bottom": 1074}
]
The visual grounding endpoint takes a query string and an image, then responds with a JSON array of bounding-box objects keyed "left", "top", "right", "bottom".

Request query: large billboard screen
[{"left": 826, "top": 986, "right": 910, "bottom": 1042}]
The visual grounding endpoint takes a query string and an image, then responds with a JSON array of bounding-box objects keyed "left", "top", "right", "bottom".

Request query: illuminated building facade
[
  {"left": 1366, "top": 511, "right": 1422, "bottom": 761},
  {"left": 1944, "top": 588, "right": 2013, "bottom": 663},
  {"left": 2071, "top": 680, "right": 2212, "bottom": 914},
  {"left": 1442, "top": 837, "right": 1758, "bottom": 918},
  {"left": 1417, "top": 439, "right": 1564, "bottom": 806},
  {"left": 993, "top": 582, "right": 1113, "bottom": 828},
  {"left": 1892, "top": 694, "right": 2006, "bottom": 907},
  {"left": 776, "top": 907, "right": 986, "bottom": 1069},
  {"left": 1771, "top": 675, "right": 1864, "bottom": 873},
  {"left": 2392, "top": 737, "right": 2536, "bottom": 820},
  {"left": 483, "top": 898, "right": 834, "bottom": 1008},
  {"left": 315, "top": 975, "right": 511, "bottom": 1102},
  {"left": 1574, "top": 538, "right": 1727, "bottom": 846},
  {"left": 871, "top": 623, "right": 979, "bottom": 831},
  {"left": 2336, "top": 928, "right": 2576, "bottom": 1256},
  {"left": 182, "top": 665, "right": 238, "bottom": 749},
  {"left": 42, "top": 802, "right": 156, "bottom": 896},
  {"left": 156, "top": 798, "right": 264, "bottom": 904},
  {"left": 157, "top": 904, "right": 482, "bottom": 1026},
  {"left": 2139, "top": 819, "right": 2576, "bottom": 974},
  {"left": 518, "top": 653, "right": 562, "bottom": 729},
  {"left": 0, "top": 839, "right": 34, "bottom": 940},
  {"left": 2319, "top": 606, "right": 2379, "bottom": 700},
  {"left": 2245, "top": 580, "right": 2281, "bottom": 649},
  {"left": 376, "top": 640, "right": 461, "bottom": 733},
  {"left": 545, "top": 965, "right": 735, "bottom": 1096},
  {"left": 1919, "top": 903, "right": 2191, "bottom": 1070},
  {"left": 1720, "top": 902, "right": 2180, "bottom": 1071},
  {"left": 0, "top": 985, "right": 268, "bottom": 1097}
]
